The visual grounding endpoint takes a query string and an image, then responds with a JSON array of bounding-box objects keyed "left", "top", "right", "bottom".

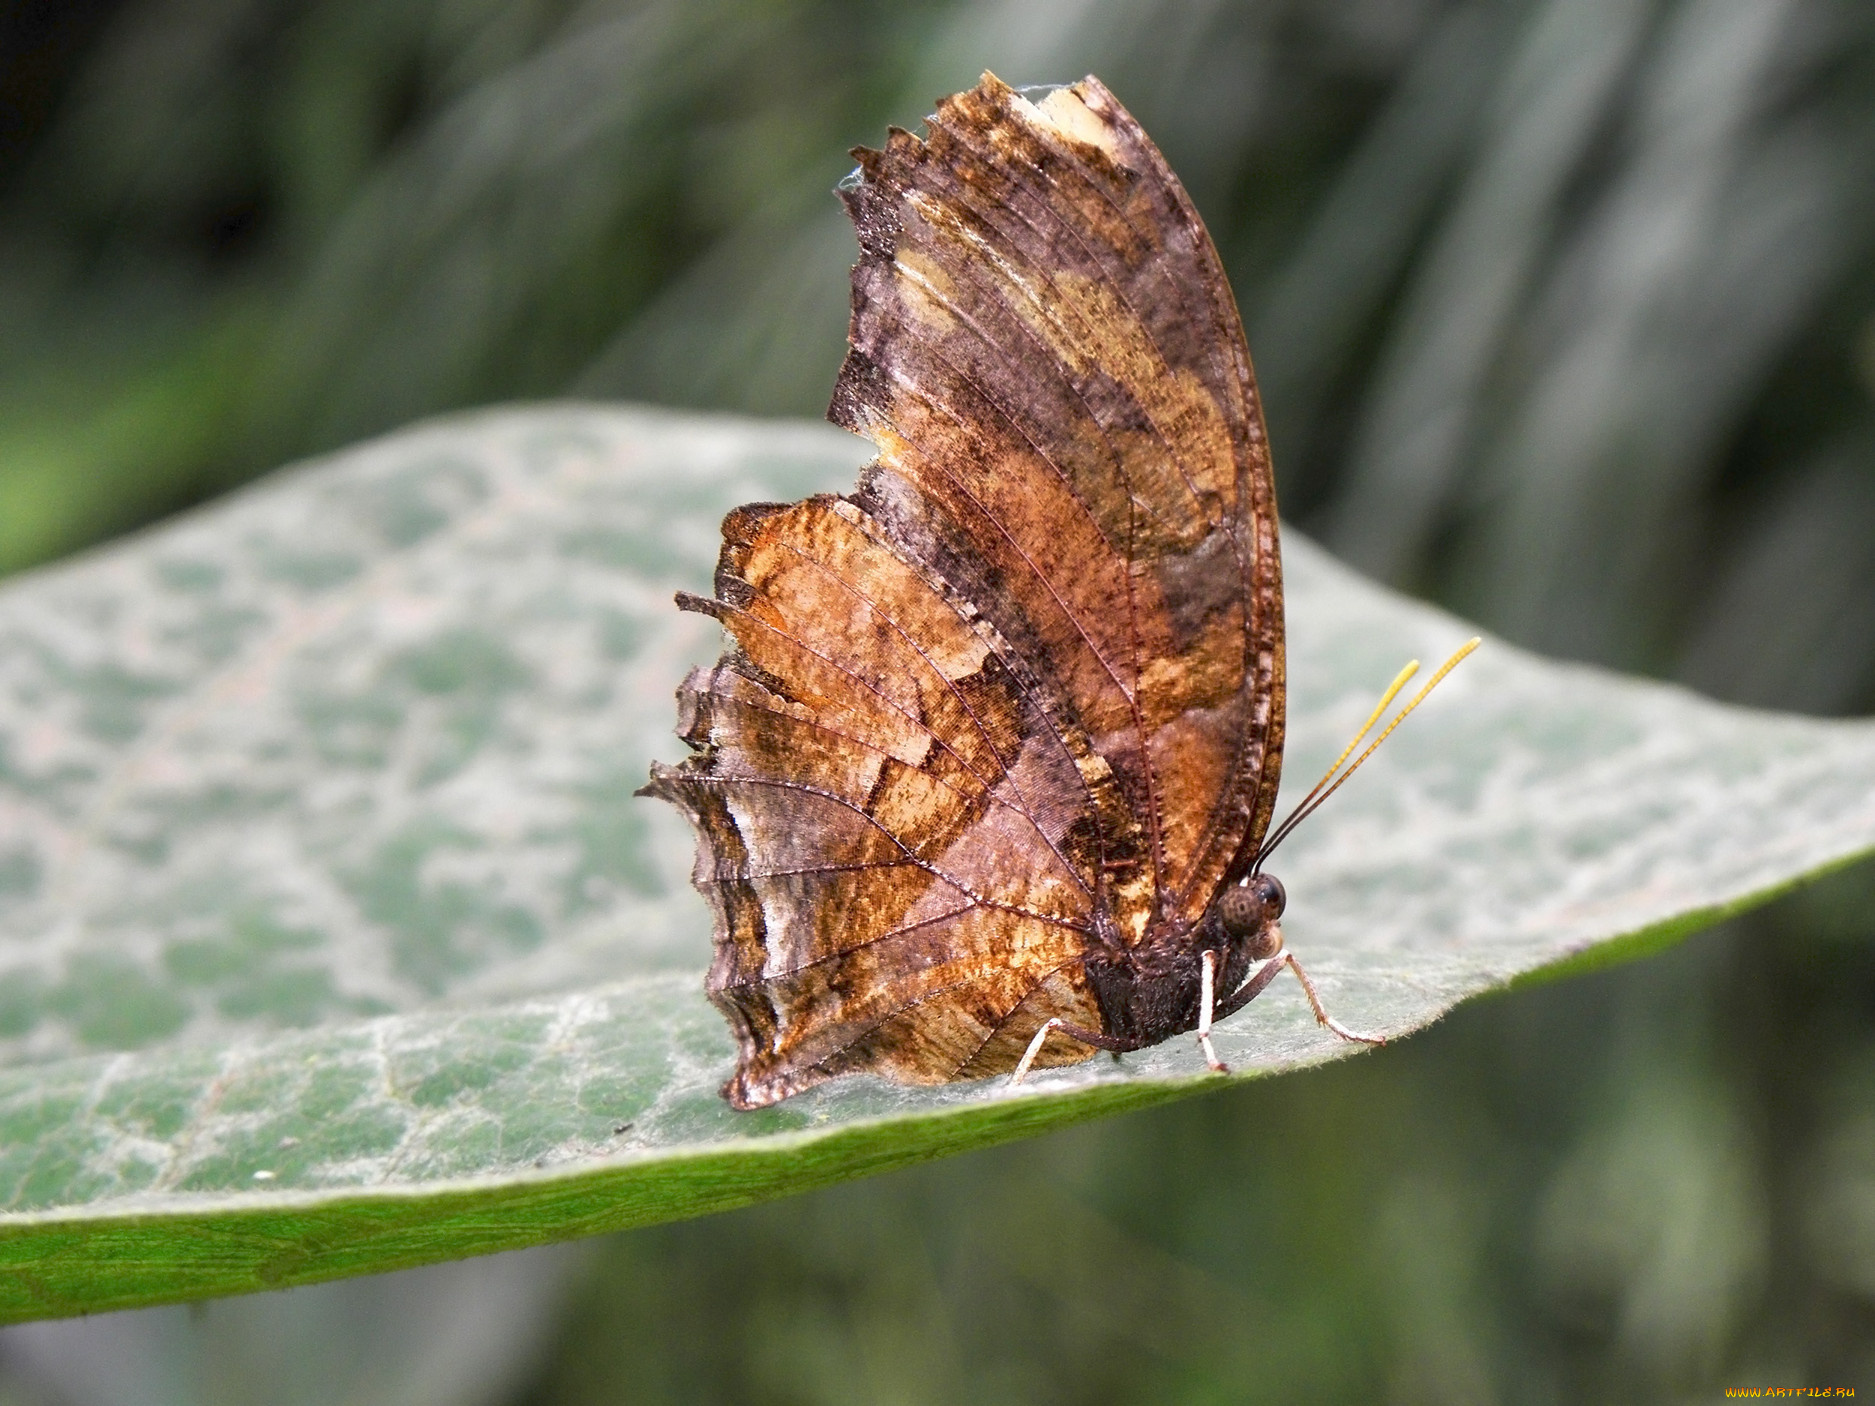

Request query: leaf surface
[{"left": 2, "top": 405, "right": 1871, "bottom": 1321}]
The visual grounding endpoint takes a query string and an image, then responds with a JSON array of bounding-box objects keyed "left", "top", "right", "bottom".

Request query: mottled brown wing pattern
[
  {"left": 643, "top": 496, "right": 1110, "bottom": 1107},
  {"left": 831, "top": 74, "right": 1284, "bottom": 925},
  {"left": 642, "top": 73, "right": 1284, "bottom": 1107}
]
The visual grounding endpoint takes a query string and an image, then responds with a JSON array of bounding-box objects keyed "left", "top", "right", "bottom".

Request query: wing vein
[
  {"left": 679, "top": 771, "right": 1085, "bottom": 930},
  {"left": 769, "top": 535, "right": 1090, "bottom": 896}
]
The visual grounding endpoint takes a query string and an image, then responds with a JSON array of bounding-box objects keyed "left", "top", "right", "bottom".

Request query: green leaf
[{"left": 1, "top": 405, "right": 1871, "bottom": 1322}]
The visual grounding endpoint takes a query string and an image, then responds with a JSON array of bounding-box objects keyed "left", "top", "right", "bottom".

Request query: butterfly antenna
[
  {"left": 1263, "top": 658, "right": 1421, "bottom": 854},
  {"left": 1254, "top": 637, "right": 1481, "bottom": 870}
]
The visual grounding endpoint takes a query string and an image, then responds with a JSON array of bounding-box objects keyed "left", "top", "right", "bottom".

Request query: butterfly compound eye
[
  {"left": 1217, "top": 876, "right": 1280, "bottom": 937},
  {"left": 1215, "top": 885, "right": 1253, "bottom": 936},
  {"left": 1215, "top": 878, "right": 1284, "bottom": 961}
]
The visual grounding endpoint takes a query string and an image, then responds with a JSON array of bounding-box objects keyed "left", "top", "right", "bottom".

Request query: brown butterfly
[{"left": 641, "top": 72, "right": 1474, "bottom": 1109}]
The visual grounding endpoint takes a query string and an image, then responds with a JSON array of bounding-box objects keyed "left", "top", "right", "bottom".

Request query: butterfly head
[{"left": 1214, "top": 873, "right": 1285, "bottom": 963}]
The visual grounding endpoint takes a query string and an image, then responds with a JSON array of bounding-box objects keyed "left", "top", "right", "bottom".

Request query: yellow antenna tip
[{"left": 1256, "top": 635, "right": 1483, "bottom": 864}]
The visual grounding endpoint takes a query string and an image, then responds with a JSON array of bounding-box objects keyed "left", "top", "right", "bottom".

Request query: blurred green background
[{"left": 2, "top": 0, "right": 1874, "bottom": 1400}]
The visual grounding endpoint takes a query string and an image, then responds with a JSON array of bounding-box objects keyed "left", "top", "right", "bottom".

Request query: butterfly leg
[
  {"left": 1010, "top": 1017, "right": 1131, "bottom": 1086},
  {"left": 1212, "top": 949, "right": 1385, "bottom": 1045},
  {"left": 1214, "top": 948, "right": 1292, "bottom": 1022},
  {"left": 1197, "top": 950, "right": 1228, "bottom": 1073},
  {"left": 1282, "top": 952, "right": 1386, "bottom": 1045}
]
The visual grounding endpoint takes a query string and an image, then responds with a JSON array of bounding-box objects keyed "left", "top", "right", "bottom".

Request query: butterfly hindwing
[{"left": 643, "top": 496, "right": 1108, "bottom": 1107}]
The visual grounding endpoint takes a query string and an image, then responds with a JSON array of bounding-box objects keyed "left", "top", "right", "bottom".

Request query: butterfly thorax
[{"left": 1082, "top": 875, "right": 1285, "bottom": 1050}]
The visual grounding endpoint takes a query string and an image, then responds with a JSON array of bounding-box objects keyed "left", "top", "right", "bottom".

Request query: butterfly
[{"left": 641, "top": 72, "right": 1474, "bottom": 1109}]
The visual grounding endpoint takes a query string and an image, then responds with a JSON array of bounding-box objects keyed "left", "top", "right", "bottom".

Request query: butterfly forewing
[
  {"left": 833, "top": 75, "right": 1284, "bottom": 920},
  {"left": 643, "top": 73, "right": 1285, "bottom": 1107}
]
